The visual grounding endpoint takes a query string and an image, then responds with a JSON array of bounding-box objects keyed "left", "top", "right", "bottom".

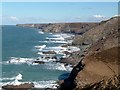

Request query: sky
[
  {"left": 1, "top": 0, "right": 120, "bottom": 2},
  {"left": 1, "top": 2, "right": 118, "bottom": 25}
]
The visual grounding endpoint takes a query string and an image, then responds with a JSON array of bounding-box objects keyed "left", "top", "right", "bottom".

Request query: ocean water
[{"left": 2, "top": 25, "right": 71, "bottom": 88}]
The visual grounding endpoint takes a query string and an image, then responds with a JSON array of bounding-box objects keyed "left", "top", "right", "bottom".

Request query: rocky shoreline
[{"left": 3, "top": 16, "right": 119, "bottom": 90}]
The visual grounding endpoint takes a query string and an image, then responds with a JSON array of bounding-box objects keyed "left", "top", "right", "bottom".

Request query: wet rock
[
  {"left": 44, "top": 56, "right": 51, "bottom": 59},
  {"left": 52, "top": 56, "right": 57, "bottom": 59},
  {"left": 61, "top": 44, "right": 68, "bottom": 47},
  {"left": 63, "top": 51, "right": 71, "bottom": 55},
  {"left": 43, "top": 51, "right": 56, "bottom": 54},
  {"left": 33, "top": 61, "right": 45, "bottom": 64},
  {"left": 2, "top": 83, "right": 34, "bottom": 90}
]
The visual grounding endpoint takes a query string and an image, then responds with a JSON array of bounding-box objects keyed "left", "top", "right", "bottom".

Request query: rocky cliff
[
  {"left": 17, "top": 22, "right": 98, "bottom": 34},
  {"left": 66, "top": 16, "right": 120, "bottom": 90},
  {"left": 16, "top": 16, "right": 120, "bottom": 90}
]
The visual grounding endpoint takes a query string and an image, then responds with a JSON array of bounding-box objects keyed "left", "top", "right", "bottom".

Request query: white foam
[
  {"left": 1, "top": 73, "right": 23, "bottom": 87},
  {"left": 67, "top": 46, "right": 80, "bottom": 53},
  {"left": 15, "top": 73, "right": 22, "bottom": 80},
  {"left": 44, "top": 62, "right": 72, "bottom": 71},
  {"left": 37, "top": 45, "right": 80, "bottom": 54},
  {"left": 38, "top": 31, "right": 44, "bottom": 34},
  {"left": 52, "top": 34, "right": 61, "bottom": 37},
  {"left": 32, "top": 57, "right": 56, "bottom": 63},
  {"left": 10, "top": 79, "right": 22, "bottom": 86},
  {"left": 44, "top": 46, "right": 67, "bottom": 52},
  {"left": 33, "top": 80, "right": 58, "bottom": 89},
  {"left": 40, "top": 58, "right": 56, "bottom": 62},
  {"left": 49, "top": 33, "right": 53, "bottom": 34},
  {"left": 65, "top": 65, "right": 73, "bottom": 71},
  {"left": 2, "top": 73, "right": 23, "bottom": 81},
  {"left": 53, "top": 33, "right": 74, "bottom": 39},
  {"left": 35, "top": 45, "right": 46, "bottom": 51},
  {"left": 39, "top": 40, "right": 68, "bottom": 44},
  {"left": 47, "top": 40, "right": 68, "bottom": 44},
  {"left": 39, "top": 41, "right": 48, "bottom": 43},
  {"left": 46, "top": 37, "right": 65, "bottom": 41},
  {"left": 1, "top": 77, "right": 15, "bottom": 81},
  {"left": 36, "top": 46, "right": 67, "bottom": 55},
  {"left": 1, "top": 80, "right": 58, "bottom": 89},
  {"left": 6, "top": 57, "right": 34, "bottom": 64},
  {"left": 37, "top": 52, "right": 43, "bottom": 55},
  {"left": 6, "top": 57, "right": 58, "bottom": 65}
]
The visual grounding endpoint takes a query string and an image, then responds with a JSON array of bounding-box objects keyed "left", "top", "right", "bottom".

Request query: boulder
[{"left": 2, "top": 83, "right": 34, "bottom": 90}]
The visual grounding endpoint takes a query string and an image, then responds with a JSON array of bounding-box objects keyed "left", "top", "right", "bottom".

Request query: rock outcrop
[
  {"left": 72, "top": 16, "right": 119, "bottom": 47},
  {"left": 42, "top": 51, "right": 56, "bottom": 54},
  {"left": 60, "top": 16, "right": 120, "bottom": 90},
  {"left": 33, "top": 61, "right": 45, "bottom": 64},
  {"left": 2, "top": 83, "right": 34, "bottom": 90},
  {"left": 75, "top": 47, "right": 119, "bottom": 90},
  {"left": 17, "top": 23, "right": 98, "bottom": 34}
]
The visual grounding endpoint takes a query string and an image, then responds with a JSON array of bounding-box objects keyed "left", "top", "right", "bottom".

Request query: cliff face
[
  {"left": 17, "top": 23, "right": 98, "bottom": 34},
  {"left": 75, "top": 46, "right": 119, "bottom": 90},
  {"left": 71, "top": 16, "right": 120, "bottom": 90},
  {"left": 73, "top": 16, "right": 119, "bottom": 46}
]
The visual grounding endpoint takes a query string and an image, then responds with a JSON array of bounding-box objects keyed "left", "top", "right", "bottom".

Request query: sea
[{"left": 1, "top": 25, "right": 75, "bottom": 88}]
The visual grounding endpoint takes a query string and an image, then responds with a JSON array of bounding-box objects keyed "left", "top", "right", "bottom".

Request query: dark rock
[
  {"left": 61, "top": 44, "right": 68, "bottom": 47},
  {"left": 60, "top": 60, "right": 85, "bottom": 90},
  {"left": 63, "top": 51, "right": 71, "bottom": 55},
  {"left": 33, "top": 61, "right": 45, "bottom": 64},
  {"left": 52, "top": 56, "right": 57, "bottom": 59},
  {"left": 43, "top": 51, "right": 56, "bottom": 54},
  {"left": 44, "top": 56, "right": 51, "bottom": 59}
]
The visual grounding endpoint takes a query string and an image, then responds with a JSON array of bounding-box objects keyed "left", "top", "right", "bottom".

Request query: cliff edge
[{"left": 68, "top": 16, "right": 120, "bottom": 90}]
